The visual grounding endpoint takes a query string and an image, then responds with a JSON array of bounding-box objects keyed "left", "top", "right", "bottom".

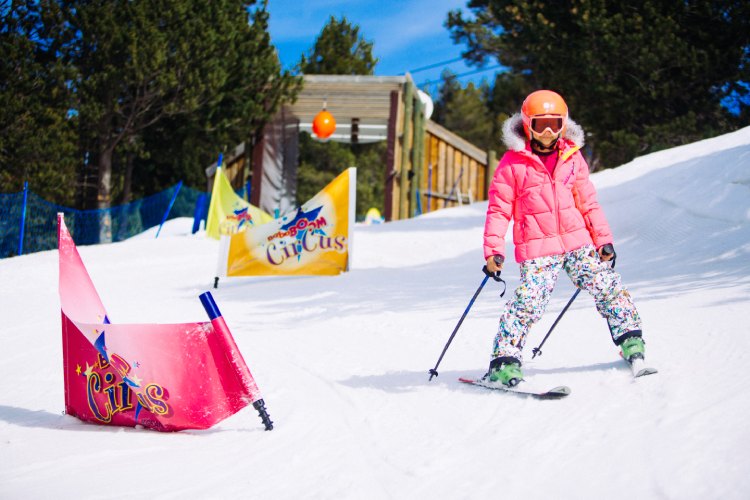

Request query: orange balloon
[{"left": 312, "top": 110, "right": 336, "bottom": 139}]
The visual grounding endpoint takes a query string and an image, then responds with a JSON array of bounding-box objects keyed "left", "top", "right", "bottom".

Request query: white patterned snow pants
[{"left": 491, "top": 244, "right": 642, "bottom": 362}]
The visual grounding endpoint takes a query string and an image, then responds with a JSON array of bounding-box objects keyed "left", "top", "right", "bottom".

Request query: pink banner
[{"left": 58, "top": 214, "right": 271, "bottom": 431}]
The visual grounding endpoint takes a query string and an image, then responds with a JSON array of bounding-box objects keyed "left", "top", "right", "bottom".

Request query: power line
[
  {"left": 418, "top": 64, "right": 504, "bottom": 86},
  {"left": 408, "top": 57, "right": 465, "bottom": 74}
]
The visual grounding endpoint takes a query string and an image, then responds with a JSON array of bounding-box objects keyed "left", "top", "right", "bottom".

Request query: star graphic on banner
[
  {"left": 134, "top": 361, "right": 140, "bottom": 368},
  {"left": 280, "top": 206, "right": 325, "bottom": 261},
  {"left": 129, "top": 374, "right": 142, "bottom": 387},
  {"left": 92, "top": 328, "right": 109, "bottom": 350},
  {"left": 83, "top": 363, "right": 94, "bottom": 378},
  {"left": 280, "top": 206, "right": 323, "bottom": 233},
  {"left": 76, "top": 364, "right": 81, "bottom": 376}
]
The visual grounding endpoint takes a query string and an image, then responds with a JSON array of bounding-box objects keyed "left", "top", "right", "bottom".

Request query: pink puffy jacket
[{"left": 484, "top": 114, "right": 613, "bottom": 263}]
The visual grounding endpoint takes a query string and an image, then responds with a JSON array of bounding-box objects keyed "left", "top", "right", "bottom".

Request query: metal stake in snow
[{"left": 428, "top": 263, "right": 506, "bottom": 381}]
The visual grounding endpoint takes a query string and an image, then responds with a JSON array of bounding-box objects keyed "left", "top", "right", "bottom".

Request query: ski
[
  {"left": 627, "top": 356, "right": 658, "bottom": 378},
  {"left": 458, "top": 377, "right": 571, "bottom": 399}
]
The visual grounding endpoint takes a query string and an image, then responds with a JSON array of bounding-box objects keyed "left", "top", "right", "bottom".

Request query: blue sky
[{"left": 265, "top": 0, "right": 501, "bottom": 94}]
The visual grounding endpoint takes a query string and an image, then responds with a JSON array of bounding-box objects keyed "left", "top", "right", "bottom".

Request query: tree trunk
[
  {"left": 97, "top": 144, "right": 114, "bottom": 243},
  {"left": 123, "top": 149, "right": 134, "bottom": 204}
]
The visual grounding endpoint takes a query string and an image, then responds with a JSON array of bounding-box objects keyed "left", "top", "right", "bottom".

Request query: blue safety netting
[{"left": 0, "top": 183, "right": 207, "bottom": 259}]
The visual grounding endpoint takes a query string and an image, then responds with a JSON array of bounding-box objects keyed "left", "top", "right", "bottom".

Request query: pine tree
[
  {"left": 1, "top": 0, "right": 298, "bottom": 218},
  {"left": 299, "top": 16, "right": 378, "bottom": 75},
  {"left": 431, "top": 70, "right": 462, "bottom": 126},
  {"left": 431, "top": 70, "right": 495, "bottom": 151},
  {"left": 130, "top": 4, "right": 300, "bottom": 200},
  {"left": 447, "top": 0, "right": 750, "bottom": 168},
  {"left": 0, "top": 3, "right": 78, "bottom": 204},
  {"left": 67, "top": 0, "right": 299, "bottom": 210}
]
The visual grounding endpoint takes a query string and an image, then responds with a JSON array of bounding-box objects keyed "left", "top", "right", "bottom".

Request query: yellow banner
[
  {"left": 225, "top": 168, "right": 356, "bottom": 276},
  {"left": 205, "top": 167, "right": 272, "bottom": 240}
]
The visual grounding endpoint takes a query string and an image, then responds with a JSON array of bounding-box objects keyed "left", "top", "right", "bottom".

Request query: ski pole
[
  {"left": 532, "top": 248, "right": 616, "bottom": 359},
  {"left": 428, "top": 260, "right": 506, "bottom": 381},
  {"left": 531, "top": 288, "right": 581, "bottom": 359}
]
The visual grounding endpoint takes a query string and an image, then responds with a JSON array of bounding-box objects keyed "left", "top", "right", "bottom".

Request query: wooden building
[{"left": 206, "top": 74, "right": 497, "bottom": 221}]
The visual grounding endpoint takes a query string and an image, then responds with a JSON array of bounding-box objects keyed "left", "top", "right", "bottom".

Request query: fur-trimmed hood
[{"left": 501, "top": 113, "right": 585, "bottom": 152}]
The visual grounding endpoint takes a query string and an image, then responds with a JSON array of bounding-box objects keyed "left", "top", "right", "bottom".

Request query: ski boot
[
  {"left": 487, "top": 357, "right": 524, "bottom": 387},
  {"left": 620, "top": 336, "right": 645, "bottom": 363}
]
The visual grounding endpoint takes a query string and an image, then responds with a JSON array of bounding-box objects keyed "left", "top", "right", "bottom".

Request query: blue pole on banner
[
  {"left": 18, "top": 181, "right": 28, "bottom": 256},
  {"left": 199, "top": 291, "right": 222, "bottom": 320},
  {"left": 191, "top": 193, "right": 208, "bottom": 234},
  {"left": 205, "top": 152, "right": 224, "bottom": 218},
  {"left": 155, "top": 181, "right": 182, "bottom": 239}
]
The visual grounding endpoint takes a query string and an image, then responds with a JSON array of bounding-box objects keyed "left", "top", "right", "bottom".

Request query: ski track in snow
[{"left": 1, "top": 127, "right": 750, "bottom": 499}]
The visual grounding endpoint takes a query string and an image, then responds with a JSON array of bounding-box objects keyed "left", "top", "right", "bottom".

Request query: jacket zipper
[
  {"left": 526, "top": 148, "right": 575, "bottom": 248},
  {"left": 534, "top": 150, "right": 562, "bottom": 245},
  {"left": 527, "top": 150, "right": 563, "bottom": 248},
  {"left": 551, "top": 155, "right": 562, "bottom": 247},
  {"left": 529, "top": 145, "right": 581, "bottom": 250}
]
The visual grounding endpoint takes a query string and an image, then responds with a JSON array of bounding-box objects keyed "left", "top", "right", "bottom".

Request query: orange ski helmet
[{"left": 521, "top": 90, "right": 568, "bottom": 140}]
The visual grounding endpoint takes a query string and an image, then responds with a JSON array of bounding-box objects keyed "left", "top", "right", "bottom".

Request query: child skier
[{"left": 483, "top": 90, "right": 645, "bottom": 387}]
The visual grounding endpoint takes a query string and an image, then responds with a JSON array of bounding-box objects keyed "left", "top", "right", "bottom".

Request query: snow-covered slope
[{"left": 1, "top": 127, "right": 749, "bottom": 499}]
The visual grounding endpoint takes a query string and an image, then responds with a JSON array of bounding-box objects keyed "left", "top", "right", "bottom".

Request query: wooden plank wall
[
  {"left": 420, "top": 120, "right": 488, "bottom": 213},
  {"left": 205, "top": 145, "right": 247, "bottom": 193},
  {"left": 225, "top": 157, "right": 246, "bottom": 190}
]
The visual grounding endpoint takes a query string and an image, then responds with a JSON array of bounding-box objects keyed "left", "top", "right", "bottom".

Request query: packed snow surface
[{"left": 2, "top": 127, "right": 750, "bottom": 499}]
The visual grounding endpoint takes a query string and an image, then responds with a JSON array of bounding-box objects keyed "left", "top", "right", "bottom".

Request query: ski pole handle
[
  {"left": 482, "top": 258, "right": 506, "bottom": 297},
  {"left": 483, "top": 255, "right": 504, "bottom": 280},
  {"left": 482, "top": 265, "right": 503, "bottom": 282}
]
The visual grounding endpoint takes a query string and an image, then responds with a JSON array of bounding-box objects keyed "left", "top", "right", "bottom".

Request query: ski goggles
[{"left": 531, "top": 116, "right": 564, "bottom": 134}]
